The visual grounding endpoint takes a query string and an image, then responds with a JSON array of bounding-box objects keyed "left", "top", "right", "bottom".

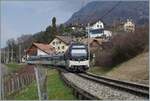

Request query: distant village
[{"left": 23, "top": 18, "right": 135, "bottom": 62}]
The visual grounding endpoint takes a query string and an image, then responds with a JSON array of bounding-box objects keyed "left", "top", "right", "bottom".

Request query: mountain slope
[{"left": 66, "top": 1, "right": 149, "bottom": 26}]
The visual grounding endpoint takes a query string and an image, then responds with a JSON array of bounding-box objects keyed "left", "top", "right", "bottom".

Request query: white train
[{"left": 26, "top": 43, "right": 90, "bottom": 72}]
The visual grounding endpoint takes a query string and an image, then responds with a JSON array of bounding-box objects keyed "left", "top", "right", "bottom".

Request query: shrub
[{"left": 95, "top": 26, "right": 149, "bottom": 67}]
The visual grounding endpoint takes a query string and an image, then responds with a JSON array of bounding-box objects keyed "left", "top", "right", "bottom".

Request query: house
[
  {"left": 21, "top": 55, "right": 26, "bottom": 63},
  {"left": 26, "top": 43, "right": 55, "bottom": 59},
  {"left": 103, "top": 30, "right": 112, "bottom": 39},
  {"left": 89, "top": 20, "right": 104, "bottom": 29},
  {"left": 124, "top": 19, "right": 135, "bottom": 32},
  {"left": 81, "top": 38, "right": 108, "bottom": 53},
  {"left": 49, "top": 36, "right": 73, "bottom": 54},
  {"left": 86, "top": 20, "right": 104, "bottom": 38},
  {"left": 86, "top": 20, "right": 112, "bottom": 39}
]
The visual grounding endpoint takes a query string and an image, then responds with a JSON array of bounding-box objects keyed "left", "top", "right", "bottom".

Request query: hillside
[
  {"left": 106, "top": 52, "right": 149, "bottom": 85},
  {"left": 66, "top": 1, "right": 149, "bottom": 26}
]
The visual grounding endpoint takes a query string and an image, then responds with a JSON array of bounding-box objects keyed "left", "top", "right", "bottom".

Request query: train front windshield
[{"left": 71, "top": 49, "right": 88, "bottom": 60}]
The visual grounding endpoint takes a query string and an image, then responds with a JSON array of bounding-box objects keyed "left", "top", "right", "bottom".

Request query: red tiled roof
[
  {"left": 56, "top": 36, "right": 72, "bottom": 45},
  {"left": 26, "top": 43, "right": 55, "bottom": 55},
  {"left": 81, "top": 38, "right": 107, "bottom": 45},
  {"left": 33, "top": 43, "right": 55, "bottom": 54}
]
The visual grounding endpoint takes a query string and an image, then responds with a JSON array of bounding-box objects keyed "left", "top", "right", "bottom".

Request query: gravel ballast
[{"left": 62, "top": 72, "right": 147, "bottom": 100}]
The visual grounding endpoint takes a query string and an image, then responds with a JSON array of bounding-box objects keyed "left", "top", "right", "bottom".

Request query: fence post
[
  {"left": 1, "top": 76, "right": 4, "bottom": 99},
  {"left": 8, "top": 79, "right": 11, "bottom": 94},
  {"left": 11, "top": 78, "right": 14, "bottom": 94},
  {"left": 16, "top": 75, "right": 20, "bottom": 91}
]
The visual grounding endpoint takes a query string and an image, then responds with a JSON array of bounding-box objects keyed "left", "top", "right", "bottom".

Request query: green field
[
  {"left": 6, "top": 63, "right": 25, "bottom": 73},
  {"left": 47, "top": 69, "right": 76, "bottom": 100},
  {"left": 8, "top": 68, "right": 76, "bottom": 100},
  {"left": 8, "top": 82, "right": 38, "bottom": 100}
]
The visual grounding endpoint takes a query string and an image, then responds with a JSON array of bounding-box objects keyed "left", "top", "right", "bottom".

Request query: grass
[
  {"left": 7, "top": 82, "right": 38, "bottom": 100},
  {"left": 88, "top": 66, "right": 113, "bottom": 75},
  {"left": 106, "top": 52, "right": 149, "bottom": 83},
  {"left": 47, "top": 69, "right": 76, "bottom": 100},
  {"left": 89, "top": 52, "right": 149, "bottom": 85},
  {"left": 7, "top": 68, "right": 76, "bottom": 100},
  {"left": 6, "top": 63, "right": 25, "bottom": 73}
]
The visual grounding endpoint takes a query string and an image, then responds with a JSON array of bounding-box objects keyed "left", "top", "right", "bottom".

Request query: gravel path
[{"left": 63, "top": 72, "right": 147, "bottom": 100}]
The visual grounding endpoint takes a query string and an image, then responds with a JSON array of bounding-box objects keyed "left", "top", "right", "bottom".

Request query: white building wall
[
  {"left": 89, "top": 33, "right": 104, "bottom": 38},
  {"left": 50, "top": 38, "right": 69, "bottom": 53},
  {"left": 104, "top": 30, "right": 112, "bottom": 38},
  {"left": 90, "top": 21, "right": 104, "bottom": 29},
  {"left": 37, "top": 49, "right": 48, "bottom": 56},
  {"left": 123, "top": 19, "right": 135, "bottom": 32},
  {"left": 86, "top": 20, "right": 105, "bottom": 38}
]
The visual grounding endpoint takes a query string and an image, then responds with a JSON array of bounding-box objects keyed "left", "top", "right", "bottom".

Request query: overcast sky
[
  {"left": 1, "top": 0, "right": 142, "bottom": 48},
  {"left": 1, "top": 0, "right": 98, "bottom": 48}
]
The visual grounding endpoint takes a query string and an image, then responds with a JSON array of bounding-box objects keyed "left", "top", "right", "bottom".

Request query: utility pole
[
  {"left": 3, "top": 49, "right": 5, "bottom": 63},
  {"left": 11, "top": 47, "right": 13, "bottom": 62},
  {"left": 87, "top": 23, "right": 90, "bottom": 67},
  {"left": 7, "top": 47, "right": 9, "bottom": 63},
  {"left": 19, "top": 43, "right": 21, "bottom": 63},
  {"left": 34, "top": 65, "right": 48, "bottom": 100},
  {"left": 34, "top": 66, "right": 42, "bottom": 100},
  {"left": 0, "top": 48, "right": 2, "bottom": 100}
]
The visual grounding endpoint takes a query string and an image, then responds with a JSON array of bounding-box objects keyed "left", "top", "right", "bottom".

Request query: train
[{"left": 26, "top": 43, "right": 90, "bottom": 72}]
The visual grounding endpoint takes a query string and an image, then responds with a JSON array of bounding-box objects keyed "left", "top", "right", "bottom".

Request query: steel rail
[
  {"left": 57, "top": 68, "right": 100, "bottom": 100},
  {"left": 78, "top": 72, "right": 149, "bottom": 98}
]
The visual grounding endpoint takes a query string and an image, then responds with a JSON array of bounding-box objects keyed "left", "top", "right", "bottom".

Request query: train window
[
  {"left": 72, "top": 45, "right": 85, "bottom": 48},
  {"left": 71, "top": 49, "right": 87, "bottom": 57}
]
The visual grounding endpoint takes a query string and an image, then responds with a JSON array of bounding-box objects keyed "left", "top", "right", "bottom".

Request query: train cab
[{"left": 65, "top": 43, "right": 90, "bottom": 72}]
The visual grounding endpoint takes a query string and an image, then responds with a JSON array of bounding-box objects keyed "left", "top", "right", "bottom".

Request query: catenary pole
[
  {"left": 34, "top": 66, "right": 42, "bottom": 100},
  {"left": 87, "top": 23, "right": 90, "bottom": 67},
  {"left": 19, "top": 44, "right": 21, "bottom": 63},
  {"left": 11, "top": 47, "right": 13, "bottom": 62}
]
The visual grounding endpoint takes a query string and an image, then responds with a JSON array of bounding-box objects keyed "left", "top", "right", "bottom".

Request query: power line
[
  {"left": 100, "top": 1, "right": 121, "bottom": 20},
  {"left": 89, "top": 1, "right": 122, "bottom": 24}
]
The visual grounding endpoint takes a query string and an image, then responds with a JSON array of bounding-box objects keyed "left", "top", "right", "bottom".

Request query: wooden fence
[{"left": 2, "top": 65, "right": 35, "bottom": 99}]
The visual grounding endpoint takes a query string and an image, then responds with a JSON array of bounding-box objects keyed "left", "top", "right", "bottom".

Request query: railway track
[
  {"left": 78, "top": 72, "right": 149, "bottom": 98},
  {"left": 58, "top": 67, "right": 149, "bottom": 100},
  {"left": 56, "top": 67, "right": 99, "bottom": 100},
  {"left": 25, "top": 64, "right": 149, "bottom": 100}
]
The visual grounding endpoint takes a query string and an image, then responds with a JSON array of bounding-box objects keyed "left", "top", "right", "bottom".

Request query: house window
[
  {"left": 97, "top": 25, "right": 99, "bottom": 28},
  {"left": 58, "top": 46, "right": 60, "bottom": 50},
  {"left": 52, "top": 42, "right": 55, "bottom": 45},
  {"left": 59, "top": 41, "right": 61, "bottom": 44},
  {"left": 62, "top": 46, "right": 65, "bottom": 49}
]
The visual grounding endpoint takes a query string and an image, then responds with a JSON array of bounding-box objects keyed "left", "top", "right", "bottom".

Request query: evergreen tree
[{"left": 51, "top": 17, "right": 57, "bottom": 36}]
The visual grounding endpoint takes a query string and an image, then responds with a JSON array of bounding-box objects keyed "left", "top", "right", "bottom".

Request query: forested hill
[{"left": 66, "top": 1, "right": 149, "bottom": 26}]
